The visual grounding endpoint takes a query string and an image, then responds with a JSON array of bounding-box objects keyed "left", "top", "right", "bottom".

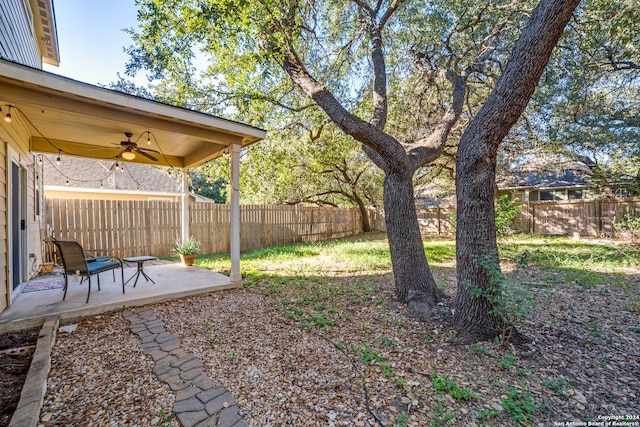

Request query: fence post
[
  {"left": 295, "top": 204, "right": 300, "bottom": 241},
  {"left": 596, "top": 199, "right": 602, "bottom": 236}
]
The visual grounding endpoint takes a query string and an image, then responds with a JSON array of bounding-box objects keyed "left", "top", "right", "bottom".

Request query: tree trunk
[
  {"left": 279, "top": 5, "right": 460, "bottom": 315},
  {"left": 384, "top": 172, "right": 441, "bottom": 319},
  {"left": 453, "top": 0, "right": 581, "bottom": 344},
  {"left": 454, "top": 151, "right": 518, "bottom": 343},
  {"left": 354, "top": 193, "right": 372, "bottom": 232}
]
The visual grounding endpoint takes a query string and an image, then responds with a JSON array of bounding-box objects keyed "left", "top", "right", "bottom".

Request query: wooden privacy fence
[
  {"left": 367, "top": 206, "right": 456, "bottom": 235},
  {"left": 45, "top": 198, "right": 363, "bottom": 257},
  {"left": 369, "top": 198, "right": 639, "bottom": 238},
  {"left": 515, "top": 198, "right": 640, "bottom": 237}
]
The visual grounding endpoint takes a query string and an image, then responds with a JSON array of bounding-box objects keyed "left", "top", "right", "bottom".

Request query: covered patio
[
  {"left": 0, "top": 261, "right": 237, "bottom": 333},
  {"left": 0, "top": 59, "right": 266, "bottom": 324}
]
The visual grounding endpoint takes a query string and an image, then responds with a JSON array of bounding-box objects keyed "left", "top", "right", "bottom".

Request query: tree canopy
[{"left": 499, "top": 0, "right": 640, "bottom": 196}]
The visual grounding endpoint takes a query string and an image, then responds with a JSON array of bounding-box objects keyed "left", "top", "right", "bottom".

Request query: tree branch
[
  {"left": 379, "top": 0, "right": 404, "bottom": 29},
  {"left": 369, "top": 25, "right": 388, "bottom": 130},
  {"left": 362, "top": 144, "right": 389, "bottom": 171},
  {"left": 408, "top": 72, "right": 467, "bottom": 170},
  {"left": 280, "top": 48, "right": 407, "bottom": 167},
  {"left": 460, "top": 0, "right": 583, "bottom": 154}
]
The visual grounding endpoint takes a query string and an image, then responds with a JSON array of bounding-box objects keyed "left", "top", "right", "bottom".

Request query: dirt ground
[{"left": 0, "top": 327, "right": 39, "bottom": 426}]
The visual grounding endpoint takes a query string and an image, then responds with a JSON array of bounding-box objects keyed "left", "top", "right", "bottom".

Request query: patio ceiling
[{"left": 0, "top": 59, "right": 266, "bottom": 169}]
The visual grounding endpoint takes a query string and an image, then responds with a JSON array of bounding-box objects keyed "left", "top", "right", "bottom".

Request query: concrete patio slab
[{"left": 0, "top": 262, "right": 239, "bottom": 333}]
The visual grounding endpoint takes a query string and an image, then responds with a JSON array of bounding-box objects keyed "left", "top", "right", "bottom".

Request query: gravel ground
[
  {"left": 41, "top": 314, "right": 177, "bottom": 427},
  {"left": 40, "top": 264, "right": 639, "bottom": 426}
]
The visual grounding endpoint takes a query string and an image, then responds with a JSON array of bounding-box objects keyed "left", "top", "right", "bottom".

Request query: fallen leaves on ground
[{"left": 42, "top": 262, "right": 639, "bottom": 426}]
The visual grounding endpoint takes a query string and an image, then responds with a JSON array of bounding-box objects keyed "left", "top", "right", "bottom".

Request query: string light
[
  {"left": 3, "top": 106, "right": 12, "bottom": 123},
  {"left": 147, "top": 131, "right": 151, "bottom": 145},
  {"left": 44, "top": 156, "right": 115, "bottom": 191},
  {"left": 56, "top": 151, "right": 61, "bottom": 165}
]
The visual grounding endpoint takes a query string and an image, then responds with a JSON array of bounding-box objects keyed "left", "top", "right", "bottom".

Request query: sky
[{"left": 43, "top": 0, "right": 145, "bottom": 86}]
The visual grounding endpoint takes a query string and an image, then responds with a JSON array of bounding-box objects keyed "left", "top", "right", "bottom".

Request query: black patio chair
[{"left": 53, "top": 239, "right": 124, "bottom": 303}]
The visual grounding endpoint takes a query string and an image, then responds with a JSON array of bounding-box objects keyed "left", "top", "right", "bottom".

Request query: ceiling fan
[{"left": 116, "top": 132, "right": 159, "bottom": 161}]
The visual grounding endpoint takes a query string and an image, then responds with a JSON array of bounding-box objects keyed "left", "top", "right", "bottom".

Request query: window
[
  {"left": 20, "top": 0, "right": 35, "bottom": 37},
  {"left": 568, "top": 189, "right": 583, "bottom": 200},
  {"left": 553, "top": 190, "right": 567, "bottom": 200}
]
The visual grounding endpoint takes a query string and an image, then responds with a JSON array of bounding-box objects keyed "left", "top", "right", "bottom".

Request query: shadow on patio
[{"left": 0, "top": 261, "right": 239, "bottom": 332}]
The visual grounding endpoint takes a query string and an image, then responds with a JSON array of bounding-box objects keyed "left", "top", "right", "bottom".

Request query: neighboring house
[
  {"left": 414, "top": 183, "right": 456, "bottom": 206},
  {"left": 497, "top": 158, "right": 596, "bottom": 203},
  {"left": 42, "top": 154, "right": 183, "bottom": 202},
  {"left": 0, "top": 0, "right": 266, "bottom": 313}
]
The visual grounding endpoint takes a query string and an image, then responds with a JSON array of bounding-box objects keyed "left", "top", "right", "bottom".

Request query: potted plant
[{"left": 172, "top": 236, "right": 200, "bottom": 266}]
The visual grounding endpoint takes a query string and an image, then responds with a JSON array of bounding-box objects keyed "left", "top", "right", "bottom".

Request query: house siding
[
  {"left": 0, "top": 0, "right": 41, "bottom": 68},
  {"left": 44, "top": 188, "right": 182, "bottom": 203},
  {"left": 0, "top": 141, "right": 6, "bottom": 311},
  {"left": 1, "top": 119, "right": 42, "bottom": 310}
]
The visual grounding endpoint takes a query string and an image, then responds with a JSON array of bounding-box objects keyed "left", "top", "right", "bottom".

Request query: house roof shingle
[
  {"left": 497, "top": 156, "right": 593, "bottom": 190},
  {"left": 42, "top": 154, "right": 180, "bottom": 193},
  {"left": 498, "top": 170, "right": 591, "bottom": 189}
]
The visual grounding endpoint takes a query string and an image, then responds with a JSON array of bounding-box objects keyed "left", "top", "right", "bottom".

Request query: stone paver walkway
[{"left": 124, "top": 309, "right": 248, "bottom": 427}]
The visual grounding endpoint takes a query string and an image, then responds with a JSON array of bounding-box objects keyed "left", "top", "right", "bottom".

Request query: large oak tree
[
  {"left": 126, "top": 0, "right": 581, "bottom": 336},
  {"left": 127, "top": 0, "right": 492, "bottom": 317}
]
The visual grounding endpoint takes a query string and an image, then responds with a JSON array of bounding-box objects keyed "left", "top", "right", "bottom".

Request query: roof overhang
[
  {"left": 0, "top": 59, "right": 266, "bottom": 168},
  {"left": 29, "top": 0, "right": 60, "bottom": 66},
  {"left": 498, "top": 185, "right": 592, "bottom": 191}
]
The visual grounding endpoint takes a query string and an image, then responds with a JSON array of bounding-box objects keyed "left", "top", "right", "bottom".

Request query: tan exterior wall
[
  {"left": 44, "top": 188, "right": 181, "bottom": 202},
  {"left": 1, "top": 116, "right": 44, "bottom": 311},
  {"left": 0, "top": 0, "right": 42, "bottom": 68}
]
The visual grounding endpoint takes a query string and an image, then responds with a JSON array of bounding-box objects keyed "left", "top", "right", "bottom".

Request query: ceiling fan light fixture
[{"left": 122, "top": 151, "right": 136, "bottom": 160}]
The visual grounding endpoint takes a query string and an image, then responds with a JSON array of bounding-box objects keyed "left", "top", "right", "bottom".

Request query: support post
[
  {"left": 229, "top": 144, "right": 242, "bottom": 283},
  {"left": 181, "top": 168, "right": 189, "bottom": 242}
]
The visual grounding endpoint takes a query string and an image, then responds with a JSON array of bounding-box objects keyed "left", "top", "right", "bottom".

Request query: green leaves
[{"left": 505, "top": 0, "right": 640, "bottom": 193}]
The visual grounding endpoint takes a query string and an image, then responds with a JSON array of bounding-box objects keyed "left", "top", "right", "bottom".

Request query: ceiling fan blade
[
  {"left": 136, "top": 149, "right": 159, "bottom": 161},
  {"left": 137, "top": 147, "right": 160, "bottom": 153},
  {"left": 88, "top": 144, "right": 120, "bottom": 151}
]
